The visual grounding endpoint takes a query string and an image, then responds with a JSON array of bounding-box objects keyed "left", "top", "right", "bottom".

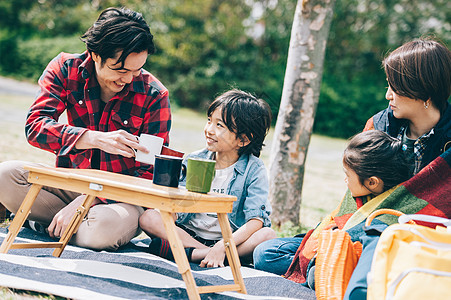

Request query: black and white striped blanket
[{"left": 0, "top": 228, "right": 316, "bottom": 299}]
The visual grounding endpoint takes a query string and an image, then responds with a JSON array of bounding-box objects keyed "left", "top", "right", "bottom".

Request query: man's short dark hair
[
  {"left": 207, "top": 89, "right": 272, "bottom": 157},
  {"left": 81, "top": 7, "right": 155, "bottom": 66}
]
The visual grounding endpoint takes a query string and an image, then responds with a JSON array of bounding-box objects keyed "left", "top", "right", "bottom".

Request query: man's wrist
[{"left": 75, "top": 130, "right": 95, "bottom": 150}]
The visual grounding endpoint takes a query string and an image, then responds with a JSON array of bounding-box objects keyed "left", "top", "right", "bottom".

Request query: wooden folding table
[{"left": 0, "top": 166, "right": 246, "bottom": 299}]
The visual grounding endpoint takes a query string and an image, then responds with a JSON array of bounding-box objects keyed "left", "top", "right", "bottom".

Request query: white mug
[{"left": 135, "top": 134, "right": 164, "bottom": 165}]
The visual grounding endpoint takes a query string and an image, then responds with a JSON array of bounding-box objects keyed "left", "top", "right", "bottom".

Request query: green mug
[{"left": 185, "top": 158, "right": 216, "bottom": 193}]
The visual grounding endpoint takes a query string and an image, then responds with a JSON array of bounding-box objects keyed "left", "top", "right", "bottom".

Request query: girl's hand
[{"left": 199, "top": 241, "right": 226, "bottom": 268}]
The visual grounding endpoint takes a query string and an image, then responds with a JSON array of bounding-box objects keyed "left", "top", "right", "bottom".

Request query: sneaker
[
  {"left": 8, "top": 213, "right": 46, "bottom": 234},
  {"left": 23, "top": 219, "right": 47, "bottom": 234},
  {"left": 147, "top": 237, "right": 194, "bottom": 262}
]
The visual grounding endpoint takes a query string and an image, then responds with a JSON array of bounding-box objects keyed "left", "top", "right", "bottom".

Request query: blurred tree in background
[{"left": 0, "top": 0, "right": 449, "bottom": 138}]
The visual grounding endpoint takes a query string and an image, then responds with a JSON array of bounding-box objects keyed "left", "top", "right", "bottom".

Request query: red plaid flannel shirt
[{"left": 26, "top": 51, "right": 171, "bottom": 180}]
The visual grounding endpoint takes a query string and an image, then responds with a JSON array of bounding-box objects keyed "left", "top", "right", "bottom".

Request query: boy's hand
[{"left": 199, "top": 241, "right": 226, "bottom": 268}]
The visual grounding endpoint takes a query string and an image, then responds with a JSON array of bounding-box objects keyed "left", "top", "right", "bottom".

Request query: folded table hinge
[{"left": 89, "top": 183, "right": 103, "bottom": 191}]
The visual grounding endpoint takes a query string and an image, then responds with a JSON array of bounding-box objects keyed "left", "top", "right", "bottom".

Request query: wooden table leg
[
  {"left": 217, "top": 213, "right": 247, "bottom": 294},
  {"left": 0, "top": 184, "right": 43, "bottom": 253},
  {"left": 160, "top": 211, "right": 200, "bottom": 300},
  {"left": 53, "top": 194, "right": 96, "bottom": 257}
]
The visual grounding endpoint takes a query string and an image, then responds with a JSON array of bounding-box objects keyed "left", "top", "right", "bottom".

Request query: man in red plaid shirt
[{"left": 0, "top": 7, "right": 171, "bottom": 250}]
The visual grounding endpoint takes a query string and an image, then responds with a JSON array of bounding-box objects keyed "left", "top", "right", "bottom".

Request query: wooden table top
[{"left": 24, "top": 165, "right": 237, "bottom": 213}]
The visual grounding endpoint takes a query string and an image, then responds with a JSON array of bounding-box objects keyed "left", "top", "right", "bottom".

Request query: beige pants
[{"left": 0, "top": 160, "right": 144, "bottom": 251}]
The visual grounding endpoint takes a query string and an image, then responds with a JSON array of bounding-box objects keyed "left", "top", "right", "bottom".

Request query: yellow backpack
[{"left": 367, "top": 214, "right": 451, "bottom": 300}]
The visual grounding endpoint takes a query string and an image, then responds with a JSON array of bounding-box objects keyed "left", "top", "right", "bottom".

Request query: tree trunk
[{"left": 269, "top": 0, "right": 336, "bottom": 227}]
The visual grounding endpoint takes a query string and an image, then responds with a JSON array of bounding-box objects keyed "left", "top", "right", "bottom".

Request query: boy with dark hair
[
  {"left": 139, "top": 89, "right": 276, "bottom": 267},
  {"left": 0, "top": 7, "right": 171, "bottom": 251}
]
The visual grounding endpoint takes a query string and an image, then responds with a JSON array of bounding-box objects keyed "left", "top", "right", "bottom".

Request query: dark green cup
[{"left": 185, "top": 158, "right": 216, "bottom": 193}]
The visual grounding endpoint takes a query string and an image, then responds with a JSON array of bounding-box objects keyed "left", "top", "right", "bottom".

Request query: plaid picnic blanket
[{"left": 284, "top": 148, "right": 451, "bottom": 284}]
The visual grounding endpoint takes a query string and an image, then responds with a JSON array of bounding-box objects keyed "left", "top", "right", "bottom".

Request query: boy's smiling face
[{"left": 204, "top": 108, "right": 243, "bottom": 157}]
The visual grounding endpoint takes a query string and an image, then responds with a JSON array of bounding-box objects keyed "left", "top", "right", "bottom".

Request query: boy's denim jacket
[{"left": 177, "top": 149, "right": 272, "bottom": 232}]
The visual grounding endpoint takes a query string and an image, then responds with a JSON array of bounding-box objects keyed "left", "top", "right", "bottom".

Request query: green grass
[
  {"left": 0, "top": 287, "right": 63, "bottom": 300},
  {"left": 0, "top": 94, "right": 36, "bottom": 110}
]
